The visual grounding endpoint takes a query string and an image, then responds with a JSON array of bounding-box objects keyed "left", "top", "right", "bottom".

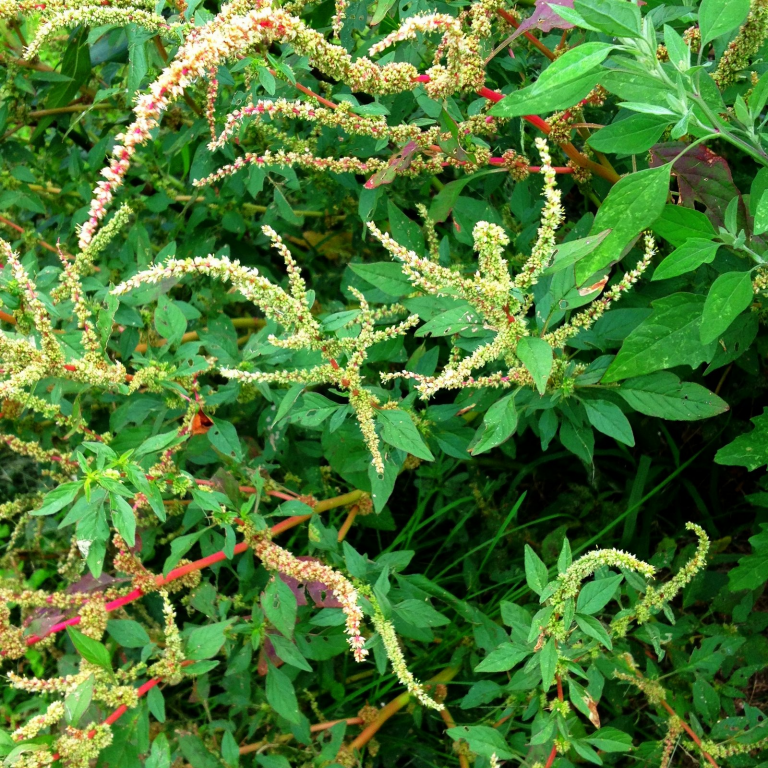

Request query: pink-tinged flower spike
[
  {"left": 242, "top": 525, "right": 369, "bottom": 662},
  {"left": 368, "top": 13, "right": 462, "bottom": 56},
  {"left": 80, "top": 0, "right": 496, "bottom": 249}
]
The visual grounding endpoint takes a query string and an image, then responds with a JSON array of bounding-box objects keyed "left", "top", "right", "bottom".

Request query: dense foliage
[{"left": 0, "top": 0, "right": 768, "bottom": 765}]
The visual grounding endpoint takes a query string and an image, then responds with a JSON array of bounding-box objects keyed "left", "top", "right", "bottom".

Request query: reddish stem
[{"left": 497, "top": 7, "right": 556, "bottom": 61}]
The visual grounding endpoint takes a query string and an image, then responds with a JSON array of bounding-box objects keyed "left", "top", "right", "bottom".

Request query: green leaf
[
  {"left": 208, "top": 418, "right": 244, "bottom": 462},
  {"left": 489, "top": 73, "right": 602, "bottom": 119},
  {"left": 178, "top": 735, "right": 222, "bottom": 768},
  {"left": 64, "top": 674, "right": 94, "bottom": 725},
  {"left": 30, "top": 481, "right": 81, "bottom": 516},
  {"left": 576, "top": 574, "right": 623, "bottom": 614},
  {"left": 67, "top": 627, "right": 112, "bottom": 671},
  {"left": 134, "top": 430, "right": 186, "bottom": 459},
  {"left": 163, "top": 529, "right": 204, "bottom": 576},
  {"left": 560, "top": 420, "right": 595, "bottom": 465},
  {"left": 604, "top": 294, "right": 716, "bottom": 382},
  {"left": 266, "top": 662, "right": 301, "bottom": 724},
  {"left": 222, "top": 731, "right": 239, "bottom": 768},
  {"left": 395, "top": 598, "right": 450, "bottom": 627},
  {"left": 586, "top": 727, "right": 633, "bottom": 752},
  {"left": 574, "top": 0, "right": 642, "bottom": 37},
  {"left": 48, "top": 27, "right": 91, "bottom": 108},
  {"left": 274, "top": 383, "right": 305, "bottom": 424},
  {"left": 541, "top": 230, "right": 611, "bottom": 275},
  {"left": 445, "top": 726, "right": 514, "bottom": 759},
  {"left": 715, "top": 409, "right": 768, "bottom": 471},
  {"left": 516, "top": 337, "right": 553, "bottom": 395},
  {"left": 388, "top": 200, "right": 425, "bottom": 256},
  {"left": 126, "top": 26, "right": 150, "bottom": 99},
  {"left": 693, "top": 676, "right": 721, "bottom": 721},
  {"left": 576, "top": 165, "right": 671, "bottom": 284},
  {"left": 699, "top": 0, "right": 750, "bottom": 44},
  {"left": 701, "top": 271, "right": 754, "bottom": 344},
  {"left": 475, "top": 642, "right": 529, "bottom": 673},
  {"left": 154, "top": 295, "right": 187, "bottom": 347},
  {"left": 349, "top": 262, "right": 412, "bottom": 296},
  {"left": 471, "top": 394, "right": 518, "bottom": 455},
  {"left": 583, "top": 400, "right": 634, "bottom": 446},
  {"left": 618, "top": 373, "right": 728, "bottom": 420},
  {"left": 262, "top": 577, "right": 298, "bottom": 639},
  {"left": 106, "top": 619, "right": 150, "bottom": 648},
  {"left": 427, "top": 169, "right": 500, "bottom": 222},
  {"left": 524, "top": 544, "right": 548, "bottom": 596},
  {"left": 575, "top": 613, "right": 612, "bottom": 649},
  {"left": 269, "top": 634, "right": 313, "bottom": 672},
  {"left": 539, "top": 637, "right": 557, "bottom": 691},
  {"left": 185, "top": 620, "right": 233, "bottom": 660},
  {"left": 754, "top": 186, "right": 768, "bottom": 235},
  {"left": 110, "top": 494, "right": 136, "bottom": 547},
  {"left": 727, "top": 525, "right": 768, "bottom": 590},
  {"left": 652, "top": 239, "right": 721, "bottom": 281},
  {"left": 534, "top": 43, "right": 614, "bottom": 91},
  {"left": 653, "top": 205, "right": 716, "bottom": 246},
  {"left": 377, "top": 408, "right": 434, "bottom": 461},
  {"left": 589, "top": 113, "right": 671, "bottom": 155}
]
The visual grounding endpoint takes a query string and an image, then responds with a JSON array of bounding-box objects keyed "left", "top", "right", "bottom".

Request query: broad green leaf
[
  {"left": 575, "top": 613, "right": 612, "bottom": 649},
  {"left": 394, "top": 599, "right": 450, "bottom": 627},
  {"left": 699, "top": 0, "right": 750, "bottom": 44},
  {"left": 30, "top": 481, "right": 81, "bottom": 516},
  {"left": 653, "top": 204, "right": 716, "bottom": 246},
  {"left": 67, "top": 627, "right": 112, "bottom": 671},
  {"left": 185, "top": 620, "right": 234, "bottom": 660},
  {"left": 208, "top": 418, "right": 244, "bottom": 462},
  {"left": 516, "top": 337, "right": 553, "bottom": 395},
  {"left": 134, "top": 430, "right": 186, "bottom": 459},
  {"left": 539, "top": 637, "right": 557, "bottom": 691},
  {"left": 475, "top": 642, "right": 529, "bottom": 673},
  {"left": 427, "top": 169, "right": 501, "bottom": 222},
  {"left": 106, "top": 619, "right": 150, "bottom": 648},
  {"left": 154, "top": 295, "right": 187, "bottom": 347},
  {"left": 146, "top": 733, "right": 171, "bottom": 768},
  {"left": 263, "top": 577, "right": 298, "bottom": 639},
  {"left": 652, "top": 239, "right": 721, "bottom": 280},
  {"left": 604, "top": 294, "right": 716, "bottom": 381},
  {"left": 560, "top": 420, "right": 595, "bottom": 464},
  {"left": 701, "top": 271, "right": 754, "bottom": 344},
  {"left": 446, "top": 726, "right": 514, "bottom": 759},
  {"left": 524, "top": 544, "right": 548, "bottom": 595},
  {"left": 576, "top": 574, "right": 623, "bottom": 614},
  {"left": 692, "top": 676, "right": 721, "bottom": 721},
  {"left": 574, "top": 0, "right": 642, "bottom": 37},
  {"left": 377, "top": 409, "right": 434, "bottom": 461},
  {"left": 110, "top": 494, "right": 136, "bottom": 547},
  {"left": 618, "top": 372, "right": 728, "bottom": 420},
  {"left": 388, "top": 200, "right": 425, "bottom": 256},
  {"left": 534, "top": 43, "right": 614, "bottom": 91},
  {"left": 583, "top": 400, "right": 634, "bottom": 446},
  {"left": 178, "top": 735, "right": 222, "bottom": 768},
  {"left": 349, "top": 262, "right": 412, "bottom": 296},
  {"left": 576, "top": 165, "right": 671, "bottom": 284},
  {"left": 589, "top": 113, "right": 671, "bottom": 155},
  {"left": 586, "top": 727, "right": 633, "bottom": 752},
  {"left": 269, "top": 634, "right": 313, "bottom": 672},
  {"left": 715, "top": 409, "right": 768, "bottom": 471},
  {"left": 64, "top": 674, "right": 94, "bottom": 725},
  {"left": 727, "top": 525, "right": 768, "bottom": 590},
  {"left": 266, "top": 662, "right": 301, "bottom": 724},
  {"left": 274, "top": 384, "right": 305, "bottom": 424},
  {"left": 471, "top": 393, "right": 518, "bottom": 455},
  {"left": 541, "top": 230, "right": 611, "bottom": 275},
  {"left": 489, "top": 73, "right": 601, "bottom": 119}
]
